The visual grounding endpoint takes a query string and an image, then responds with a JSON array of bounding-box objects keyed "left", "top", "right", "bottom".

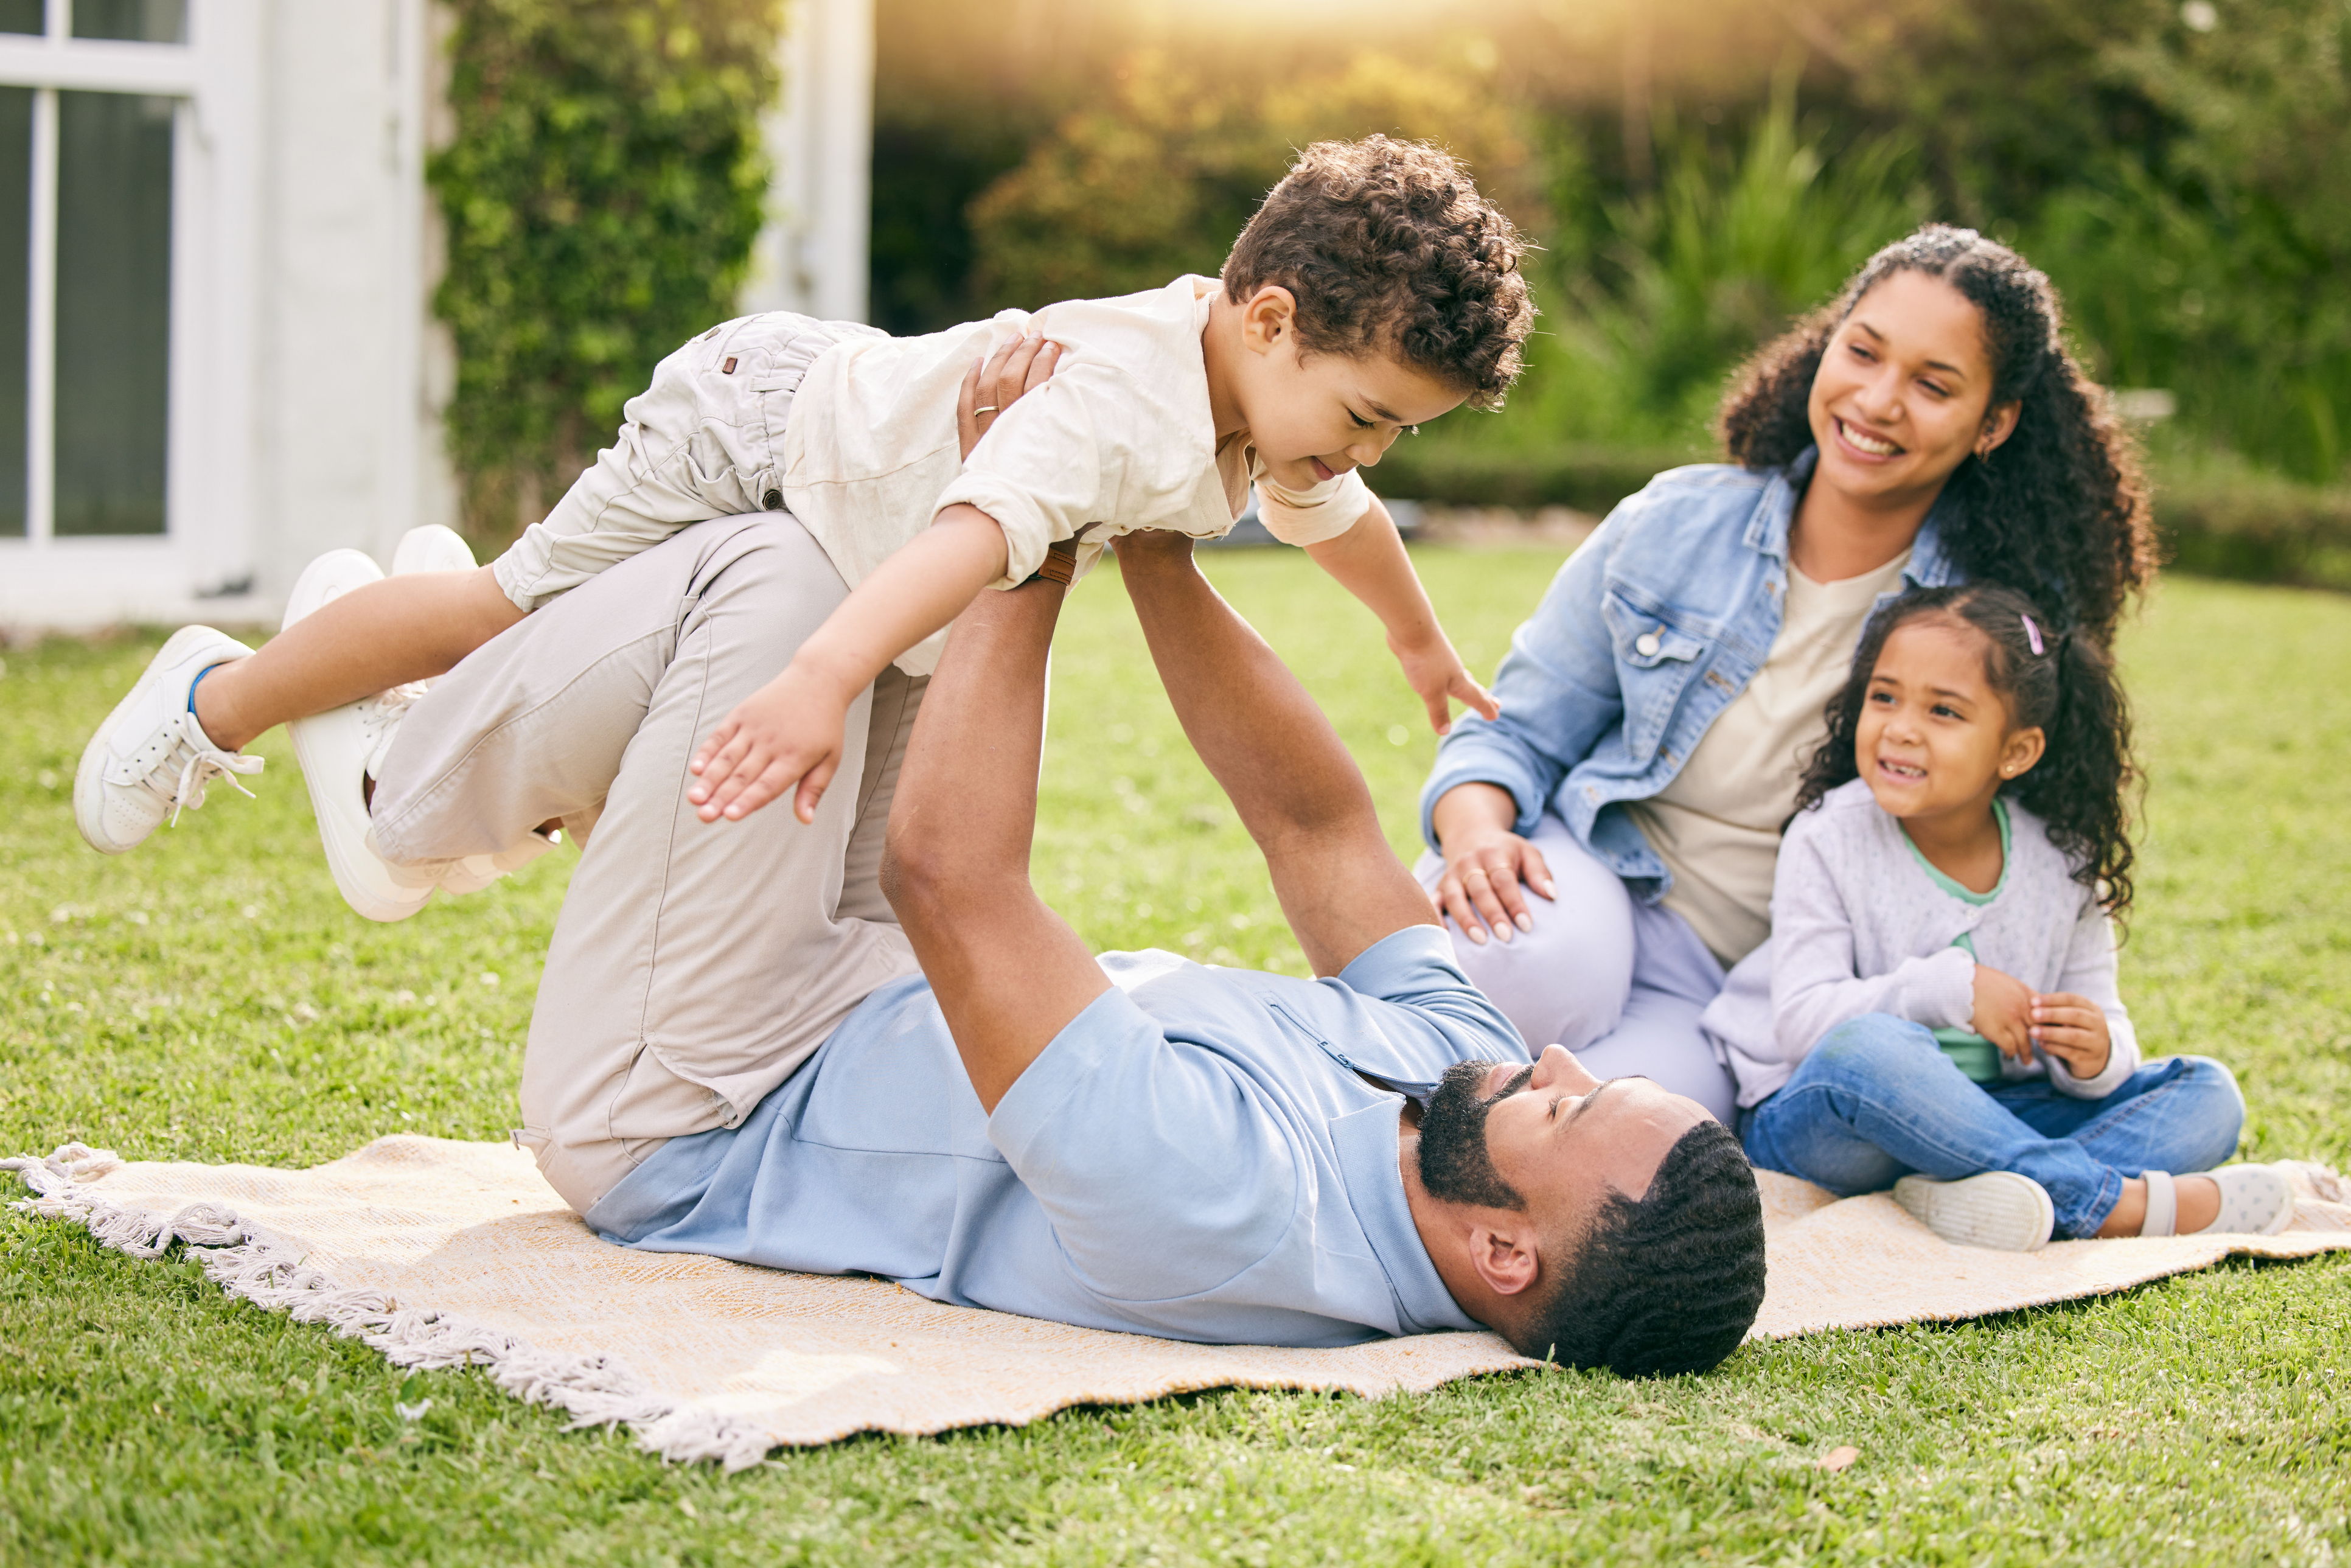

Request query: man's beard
[{"left": 1416, "top": 1061, "right": 1531, "bottom": 1211}]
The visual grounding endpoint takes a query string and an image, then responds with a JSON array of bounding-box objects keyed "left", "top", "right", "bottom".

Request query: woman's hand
[
  {"left": 2029, "top": 992, "right": 2113, "bottom": 1079},
  {"left": 1970, "top": 964, "right": 2036, "bottom": 1061},
  {"left": 958, "top": 331, "right": 1061, "bottom": 460},
  {"left": 1427, "top": 782, "right": 1554, "bottom": 944}
]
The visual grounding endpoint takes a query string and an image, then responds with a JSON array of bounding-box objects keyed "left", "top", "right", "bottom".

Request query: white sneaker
[
  {"left": 283, "top": 549, "right": 439, "bottom": 923},
  {"left": 74, "top": 626, "right": 266, "bottom": 854},
  {"left": 389, "top": 523, "right": 476, "bottom": 577},
  {"left": 436, "top": 826, "right": 562, "bottom": 895},
  {"left": 380, "top": 524, "right": 556, "bottom": 898},
  {"left": 1894, "top": 1171, "right": 2056, "bottom": 1252}
]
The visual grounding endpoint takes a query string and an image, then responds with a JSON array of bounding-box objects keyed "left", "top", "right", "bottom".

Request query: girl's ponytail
[{"left": 2013, "top": 621, "right": 2139, "bottom": 926}]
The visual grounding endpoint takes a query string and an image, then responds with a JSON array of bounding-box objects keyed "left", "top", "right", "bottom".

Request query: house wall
[
  {"left": 249, "top": 0, "right": 450, "bottom": 607},
  {"left": 744, "top": 0, "right": 874, "bottom": 324},
  {"left": 4, "top": 0, "right": 871, "bottom": 632}
]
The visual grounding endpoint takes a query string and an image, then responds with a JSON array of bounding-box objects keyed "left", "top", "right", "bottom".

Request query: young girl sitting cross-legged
[{"left": 1704, "top": 582, "right": 2293, "bottom": 1250}]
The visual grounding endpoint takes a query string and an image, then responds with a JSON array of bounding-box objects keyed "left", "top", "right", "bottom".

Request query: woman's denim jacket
[{"left": 1418, "top": 450, "right": 1960, "bottom": 901}]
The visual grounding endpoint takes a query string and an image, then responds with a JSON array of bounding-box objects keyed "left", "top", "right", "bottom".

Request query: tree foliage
[
  {"left": 967, "top": 50, "right": 1540, "bottom": 315},
  {"left": 428, "top": 0, "right": 783, "bottom": 543},
  {"left": 922, "top": 2, "right": 2351, "bottom": 490},
  {"left": 1818, "top": 0, "right": 2351, "bottom": 482}
]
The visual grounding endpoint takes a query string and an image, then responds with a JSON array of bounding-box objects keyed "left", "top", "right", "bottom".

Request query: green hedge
[
  {"left": 2153, "top": 477, "right": 2351, "bottom": 593},
  {"left": 1378, "top": 445, "right": 2351, "bottom": 592},
  {"left": 1371, "top": 443, "right": 1696, "bottom": 517},
  {"left": 428, "top": 0, "right": 784, "bottom": 549}
]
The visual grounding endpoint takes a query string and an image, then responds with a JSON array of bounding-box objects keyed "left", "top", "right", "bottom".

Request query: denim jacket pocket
[{"left": 1601, "top": 588, "right": 1708, "bottom": 669}]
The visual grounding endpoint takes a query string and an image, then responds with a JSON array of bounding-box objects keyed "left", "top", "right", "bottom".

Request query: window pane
[
  {"left": 0, "top": 89, "right": 26, "bottom": 537},
  {"left": 71, "top": 0, "right": 184, "bottom": 43},
  {"left": 0, "top": 1, "right": 43, "bottom": 37},
  {"left": 55, "top": 91, "right": 172, "bottom": 537}
]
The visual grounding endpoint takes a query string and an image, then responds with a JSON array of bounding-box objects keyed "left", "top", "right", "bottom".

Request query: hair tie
[{"left": 2021, "top": 613, "right": 2045, "bottom": 656}]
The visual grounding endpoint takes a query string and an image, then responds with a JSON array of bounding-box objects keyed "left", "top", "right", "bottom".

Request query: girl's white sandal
[{"left": 2138, "top": 1165, "right": 2295, "bottom": 1238}]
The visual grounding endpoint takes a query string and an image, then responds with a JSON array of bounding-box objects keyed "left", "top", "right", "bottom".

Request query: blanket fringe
[{"left": 2, "top": 1143, "right": 780, "bottom": 1470}]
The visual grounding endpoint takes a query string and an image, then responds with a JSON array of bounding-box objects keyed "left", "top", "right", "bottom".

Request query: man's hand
[
  {"left": 1390, "top": 627, "right": 1499, "bottom": 736},
  {"left": 687, "top": 658, "right": 858, "bottom": 824},
  {"left": 2029, "top": 992, "right": 2113, "bottom": 1079},
  {"left": 959, "top": 331, "right": 1061, "bottom": 460},
  {"left": 1970, "top": 964, "right": 2036, "bottom": 1062}
]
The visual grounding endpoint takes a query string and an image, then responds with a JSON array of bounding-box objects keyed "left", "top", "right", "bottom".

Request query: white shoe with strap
[
  {"left": 74, "top": 625, "right": 266, "bottom": 854},
  {"left": 2139, "top": 1165, "right": 2296, "bottom": 1237}
]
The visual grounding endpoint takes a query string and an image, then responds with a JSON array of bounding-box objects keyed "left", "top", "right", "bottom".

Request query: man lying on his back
[{"left": 578, "top": 531, "right": 1768, "bottom": 1376}]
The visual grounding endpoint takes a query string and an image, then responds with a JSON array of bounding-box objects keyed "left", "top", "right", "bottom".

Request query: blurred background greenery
[
  {"left": 431, "top": 0, "right": 2351, "bottom": 586},
  {"left": 870, "top": 0, "right": 2351, "bottom": 583}
]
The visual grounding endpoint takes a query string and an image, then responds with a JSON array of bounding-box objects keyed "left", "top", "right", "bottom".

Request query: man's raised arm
[
  {"left": 881, "top": 549, "right": 1109, "bottom": 1113},
  {"left": 1115, "top": 532, "right": 1440, "bottom": 977}
]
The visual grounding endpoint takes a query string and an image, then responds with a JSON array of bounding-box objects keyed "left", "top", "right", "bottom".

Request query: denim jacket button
[{"left": 1635, "top": 632, "right": 1661, "bottom": 657}]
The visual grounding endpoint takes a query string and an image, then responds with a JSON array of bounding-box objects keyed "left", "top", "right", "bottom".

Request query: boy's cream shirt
[{"left": 780, "top": 276, "right": 1372, "bottom": 675}]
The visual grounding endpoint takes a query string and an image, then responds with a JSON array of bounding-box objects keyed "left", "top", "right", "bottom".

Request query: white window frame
[{"left": 0, "top": 0, "right": 259, "bottom": 624}]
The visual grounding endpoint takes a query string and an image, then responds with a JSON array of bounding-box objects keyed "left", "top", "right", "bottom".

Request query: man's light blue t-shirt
[{"left": 584, "top": 925, "right": 1529, "bottom": 1348}]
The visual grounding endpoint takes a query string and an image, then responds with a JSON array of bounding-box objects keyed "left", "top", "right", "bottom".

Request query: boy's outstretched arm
[
  {"left": 1302, "top": 499, "right": 1497, "bottom": 734},
  {"left": 688, "top": 333, "right": 1062, "bottom": 824},
  {"left": 688, "top": 510, "right": 1011, "bottom": 823}
]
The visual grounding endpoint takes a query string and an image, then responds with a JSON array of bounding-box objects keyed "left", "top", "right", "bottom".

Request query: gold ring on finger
[{"left": 973, "top": 405, "right": 997, "bottom": 416}]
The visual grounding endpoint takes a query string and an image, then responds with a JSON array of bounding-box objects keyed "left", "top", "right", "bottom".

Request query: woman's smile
[{"left": 1832, "top": 416, "right": 1905, "bottom": 459}]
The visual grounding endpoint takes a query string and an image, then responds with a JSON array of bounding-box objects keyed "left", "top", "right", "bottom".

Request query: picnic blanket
[{"left": 8, "top": 1136, "right": 2347, "bottom": 1466}]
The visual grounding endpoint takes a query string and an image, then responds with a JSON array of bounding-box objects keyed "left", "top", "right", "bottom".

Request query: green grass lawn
[{"left": 2, "top": 552, "right": 2347, "bottom": 1566}]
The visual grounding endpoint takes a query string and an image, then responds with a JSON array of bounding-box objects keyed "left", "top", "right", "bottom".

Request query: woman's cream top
[{"left": 1623, "top": 549, "right": 1911, "bottom": 966}]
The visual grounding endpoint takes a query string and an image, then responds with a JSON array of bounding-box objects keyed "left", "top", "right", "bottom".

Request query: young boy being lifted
[{"left": 78, "top": 137, "right": 1536, "bottom": 918}]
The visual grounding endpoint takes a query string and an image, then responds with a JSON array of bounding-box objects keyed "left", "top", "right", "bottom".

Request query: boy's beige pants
[{"left": 369, "top": 515, "right": 926, "bottom": 1213}]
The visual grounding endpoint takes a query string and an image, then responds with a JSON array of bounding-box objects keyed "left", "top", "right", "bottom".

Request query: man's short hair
[
  {"left": 1513, "top": 1120, "right": 1768, "bottom": 1378},
  {"left": 1220, "top": 135, "right": 1534, "bottom": 409}
]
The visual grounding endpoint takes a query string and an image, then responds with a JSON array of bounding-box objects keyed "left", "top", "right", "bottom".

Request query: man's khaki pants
[{"left": 369, "top": 515, "right": 926, "bottom": 1213}]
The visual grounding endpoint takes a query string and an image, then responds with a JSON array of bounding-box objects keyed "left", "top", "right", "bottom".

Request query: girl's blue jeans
[{"left": 1740, "top": 1014, "right": 2246, "bottom": 1238}]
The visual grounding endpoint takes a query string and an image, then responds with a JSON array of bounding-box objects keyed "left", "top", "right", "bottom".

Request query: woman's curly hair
[
  {"left": 1795, "top": 582, "right": 2141, "bottom": 925},
  {"left": 1716, "top": 225, "right": 2157, "bottom": 646},
  {"left": 1222, "top": 136, "right": 1535, "bottom": 409}
]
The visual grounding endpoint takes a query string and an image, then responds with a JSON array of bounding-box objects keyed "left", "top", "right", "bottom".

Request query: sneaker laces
[
  {"left": 357, "top": 681, "right": 425, "bottom": 784},
  {"left": 151, "top": 711, "right": 266, "bottom": 828}
]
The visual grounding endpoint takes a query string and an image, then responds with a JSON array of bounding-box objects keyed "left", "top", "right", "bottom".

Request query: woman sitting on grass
[
  {"left": 1415, "top": 224, "right": 2156, "bottom": 1120},
  {"left": 1703, "top": 582, "right": 2288, "bottom": 1249}
]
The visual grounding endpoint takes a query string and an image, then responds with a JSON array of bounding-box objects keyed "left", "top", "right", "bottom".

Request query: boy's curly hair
[
  {"left": 1221, "top": 136, "right": 1534, "bottom": 409},
  {"left": 1795, "top": 582, "right": 2141, "bottom": 925},
  {"left": 1715, "top": 225, "right": 2156, "bottom": 647}
]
